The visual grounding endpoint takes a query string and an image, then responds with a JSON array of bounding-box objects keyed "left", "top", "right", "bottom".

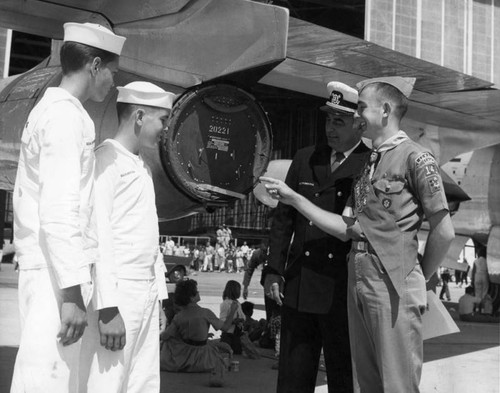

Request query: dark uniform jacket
[{"left": 268, "top": 142, "right": 370, "bottom": 314}]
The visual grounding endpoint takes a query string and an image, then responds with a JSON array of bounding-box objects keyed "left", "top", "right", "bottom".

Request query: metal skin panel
[
  {"left": 487, "top": 226, "right": 500, "bottom": 284},
  {"left": 486, "top": 148, "right": 500, "bottom": 284},
  {"left": 0, "top": 62, "right": 60, "bottom": 191},
  {"left": 284, "top": 17, "right": 492, "bottom": 93},
  {"left": 0, "top": 0, "right": 290, "bottom": 88},
  {"left": 449, "top": 143, "right": 500, "bottom": 283},
  {"left": 451, "top": 146, "right": 497, "bottom": 241},
  {"left": 116, "top": 0, "right": 288, "bottom": 88}
]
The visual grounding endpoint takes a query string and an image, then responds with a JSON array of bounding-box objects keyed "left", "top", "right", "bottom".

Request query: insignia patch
[
  {"left": 415, "top": 152, "right": 435, "bottom": 168},
  {"left": 423, "top": 163, "right": 438, "bottom": 178},
  {"left": 382, "top": 198, "right": 392, "bottom": 209},
  {"left": 427, "top": 175, "right": 441, "bottom": 194},
  {"left": 330, "top": 92, "right": 343, "bottom": 105}
]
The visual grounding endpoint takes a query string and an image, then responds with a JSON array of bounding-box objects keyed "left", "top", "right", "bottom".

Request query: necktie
[{"left": 331, "top": 151, "right": 345, "bottom": 173}]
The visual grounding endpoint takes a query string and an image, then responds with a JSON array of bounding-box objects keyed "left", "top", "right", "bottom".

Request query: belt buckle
[{"left": 353, "top": 241, "right": 368, "bottom": 252}]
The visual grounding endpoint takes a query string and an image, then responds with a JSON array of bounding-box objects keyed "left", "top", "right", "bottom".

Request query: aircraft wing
[
  {"left": 0, "top": 0, "right": 289, "bottom": 87},
  {"left": 260, "top": 18, "right": 500, "bottom": 164}
]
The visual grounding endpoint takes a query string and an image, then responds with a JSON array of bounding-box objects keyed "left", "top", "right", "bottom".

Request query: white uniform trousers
[
  {"left": 80, "top": 278, "right": 160, "bottom": 393},
  {"left": 347, "top": 252, "right": 427, "bottom": 393},
  {"left": 474, "top": 272, "right": 489, "bottom": 300},
  {"left": 11, "top": 267, "right": 92, "bottom": 393}
]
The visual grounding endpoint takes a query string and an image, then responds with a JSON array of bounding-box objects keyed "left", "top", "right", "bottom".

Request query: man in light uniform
[
  {"left": 80, "top": 81, "right": 173, "bottom": 393},
  {"left": 346, "top": 77, "right": 454, "bottom": 392},
  {"left": 11, "top": 22, "right": 125, "bottom": 393},
  {"left": 261, "top": 77, "right": 455, "bottom": 393}
]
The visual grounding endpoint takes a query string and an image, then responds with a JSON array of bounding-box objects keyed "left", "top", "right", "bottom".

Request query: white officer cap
[
  {"left": 356, "top": 76, "right": 416, "bottom": 98},
  {"left": 320, "top": 81, "right": 358, "bottom": 115},
  {"left": 63, "top": 22, "right": 126, "bottom": 55},
  {"left": 116, "top": 81, "right": 176, "bottom": 110}
]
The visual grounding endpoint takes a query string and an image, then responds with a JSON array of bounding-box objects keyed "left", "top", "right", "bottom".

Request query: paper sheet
[{"left": 422, "top": 290, "right": 460, "bottom": 340}]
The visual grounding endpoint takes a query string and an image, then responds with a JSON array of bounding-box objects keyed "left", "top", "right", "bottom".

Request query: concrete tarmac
[{"left": 0, "top": 262, "right": 499, "bottom": 393}]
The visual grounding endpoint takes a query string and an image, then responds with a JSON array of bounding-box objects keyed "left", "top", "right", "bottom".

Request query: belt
[
  {"left": 352, "top": 240, "right": 377, "bottom": 254},
  {"left": 182, "top": 338, "right": 207, "bottom": 347}
]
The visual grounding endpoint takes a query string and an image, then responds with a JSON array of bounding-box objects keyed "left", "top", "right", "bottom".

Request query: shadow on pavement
[
  {"left": 0, "top": 346, "right": 16, "bottom": 392},
  {"left": 424, "top": 321, "right": 500, "bottom": 362}
]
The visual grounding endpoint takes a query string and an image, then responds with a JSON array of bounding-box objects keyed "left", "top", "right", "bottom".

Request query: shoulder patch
[
  {"left": 422, "top": 163, "right": 438, "bottom": 178},
  {"left": 414, "top": 151, "right": 436, "bottom": 168},
  {"left": 427, "top": 175, "right": 442, "bottom": 194}
]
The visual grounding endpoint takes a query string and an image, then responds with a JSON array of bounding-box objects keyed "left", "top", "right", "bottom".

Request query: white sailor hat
[
  {"left": 63, "top": 22, "right": 126, "bottom": 56},
  {"left": 320, "top": 81, "right": 358, "bottom": 115},
  {"left": 116, "top": 81, "right": 176, "bottom": 110},
  {"left": 356, "top": 76, "right": 416, "bottom": 98}
]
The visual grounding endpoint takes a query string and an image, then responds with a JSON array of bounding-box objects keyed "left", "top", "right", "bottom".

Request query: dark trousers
[
  {"left": 265, "top": 292, "right": 280, "bottom": 321},
  {"left": 439, "top": 280, "right": 450, "bottom": 300},
  {"left": 277, "top": 304, "right": 353, "bottom": 393},
  {"left": 220, "top": 331, "right": 242, "bottom": 355}
]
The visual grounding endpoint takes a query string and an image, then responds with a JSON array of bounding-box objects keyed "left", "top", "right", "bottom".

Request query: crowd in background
[{"left": 160, "top": 228, "right": 259, "bottom": 274}]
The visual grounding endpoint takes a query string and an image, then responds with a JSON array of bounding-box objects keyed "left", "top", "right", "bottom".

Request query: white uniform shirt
[
  {"left": 94, "top": 139, "right": 167, "bottom": 309},
  {"left": 14, "top": 87, "right": 97, "bottom": 289}
]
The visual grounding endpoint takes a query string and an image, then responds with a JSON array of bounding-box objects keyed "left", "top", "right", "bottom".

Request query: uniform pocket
[{"left": 372, "top": 178, "right": 406, "bottom": 194}]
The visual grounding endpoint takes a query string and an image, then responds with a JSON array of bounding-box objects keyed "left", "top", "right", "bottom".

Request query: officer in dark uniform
[{"left": 264, "top": 82, "right": 370, "bottom": 393}]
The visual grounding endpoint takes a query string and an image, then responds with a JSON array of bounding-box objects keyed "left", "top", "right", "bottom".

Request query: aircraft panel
[
  {"left": 64, "top": 0, "right": 190, "bottom": 24},
  {"left": 285, "top": 17, "right": 492, "bottom": 94}
]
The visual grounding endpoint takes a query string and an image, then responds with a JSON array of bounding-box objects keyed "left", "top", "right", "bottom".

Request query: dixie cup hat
[
  {"left": 116, "top": 81, "right": 176, "bottom": 110},
  {"left": 63, "top": 22, "right": 126, "bottom": 55}
]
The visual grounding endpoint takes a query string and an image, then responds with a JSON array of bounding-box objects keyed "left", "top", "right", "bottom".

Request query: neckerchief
[{"left": 355, "top": 130, "right": 410, "bottom": 214}]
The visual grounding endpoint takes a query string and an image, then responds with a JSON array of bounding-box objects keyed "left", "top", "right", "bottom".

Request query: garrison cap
[
  {"left": 320, "top": 81, "right": 358, "bottom": 115},
  {"left": 116, "top": 81, "right": 176, "bottom": 110},
  {"left": 356, "top": 76, "right": 416, "bottom": 98},
  {"left": 63, "top": 22, "right": 126, "bottom": 55}
]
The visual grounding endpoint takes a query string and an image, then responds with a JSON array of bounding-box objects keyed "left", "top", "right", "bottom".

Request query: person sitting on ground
[
  {"left": 480, "top": 294, "right": 494, "bottom": 315},
  {"left": 458, "top": 286, "right": 499, "bottom": 323},
  {"left": 241, "top": 301, "right": 267, "bottom": 342},
  {"left": 219, "top": 280, "right": 246, "bottom": 354},
  {"left": 160, "top": 279, "right": 238, "bottom": 372}
]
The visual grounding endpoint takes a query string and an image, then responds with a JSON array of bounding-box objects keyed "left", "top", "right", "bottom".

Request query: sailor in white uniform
[
  {"left": 11, "top": 22, "right": 125, "bottom": 393},
  {"left": 80, "top": 82, "right": 174, "bottom": 393}
]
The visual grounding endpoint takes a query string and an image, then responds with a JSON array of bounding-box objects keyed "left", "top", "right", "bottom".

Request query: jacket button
[
  {"left": 337, "top": 191, "right": 342, "bottom": 197},
  {"left": 309, "top": 221, "right": 313, "bottom": 226},
  {"left": 314, "top": 193, "right": 320, "bottom": 197},
  {"left": 328, "top": 253, "right": 333, "bottom": 259},
  {"left": 305, "top": 251, "right": 310, "bottom": 256}
]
